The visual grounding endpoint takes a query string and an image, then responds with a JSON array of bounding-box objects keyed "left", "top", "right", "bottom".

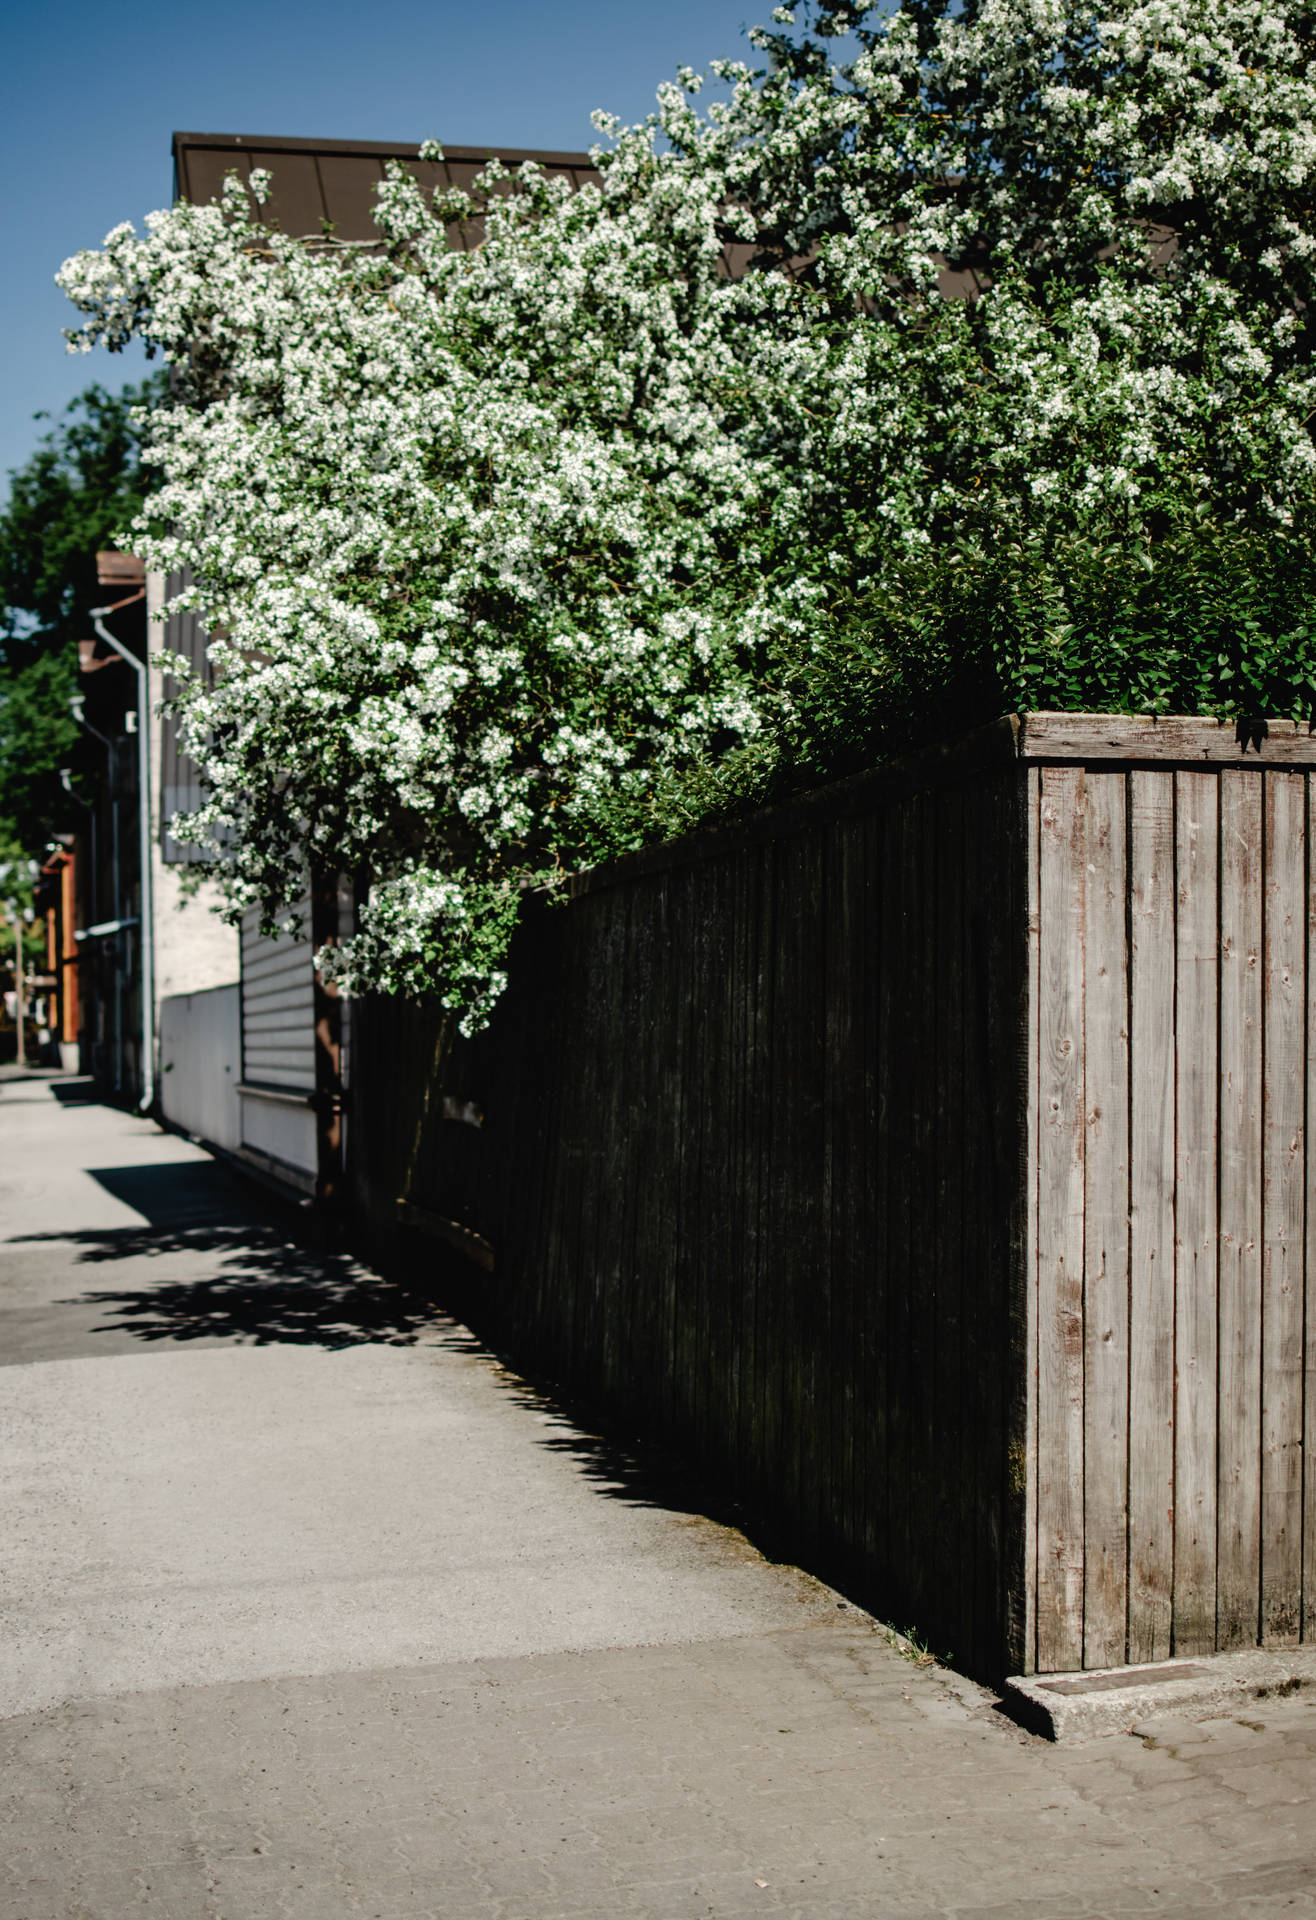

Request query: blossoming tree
[{"left": 59, "top": 0, "right": 1316, "bottom": 1024}]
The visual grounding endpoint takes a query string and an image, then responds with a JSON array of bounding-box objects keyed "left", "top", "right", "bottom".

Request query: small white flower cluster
[{"left": 56, "top": 0, "right": 1316, "bottom": 1023}]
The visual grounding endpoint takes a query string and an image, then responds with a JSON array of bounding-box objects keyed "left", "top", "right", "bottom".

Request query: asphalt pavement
[{"left": 2, "top": 1069, "right": 1315, "bottom": 1919}]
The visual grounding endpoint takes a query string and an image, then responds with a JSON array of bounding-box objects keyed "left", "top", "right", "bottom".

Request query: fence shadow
[
  {"left": 7, "top": 1152, "right": 786, "bottom": 1537},
  {"left": 16, "top": 1214, "right": 745, "bottom": 1524}
]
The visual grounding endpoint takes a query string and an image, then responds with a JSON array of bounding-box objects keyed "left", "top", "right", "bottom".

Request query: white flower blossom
[{"left": 56, "top": 0, "right": 1316, "bottom": 1021}]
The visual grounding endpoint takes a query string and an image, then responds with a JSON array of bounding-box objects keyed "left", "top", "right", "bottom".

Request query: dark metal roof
[
  {"left": 171, "top": 131, "right": 980, "bottom": 294},
  {"left": 172, "top": 131, "right": 599, "bottom": 245}
]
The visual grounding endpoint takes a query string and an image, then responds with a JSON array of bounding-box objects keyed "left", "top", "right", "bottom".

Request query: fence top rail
[
  {"left": 1019, "top": 712, "right": 1316, "bottom": 764},
  {"left": 553, "top": 711, "right": 1316, "bottom": 902}
]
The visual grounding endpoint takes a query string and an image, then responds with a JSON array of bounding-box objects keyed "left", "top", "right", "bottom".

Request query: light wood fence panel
[{"left": 1026, "top": 750, "right": 1314, "bottom": 1669}]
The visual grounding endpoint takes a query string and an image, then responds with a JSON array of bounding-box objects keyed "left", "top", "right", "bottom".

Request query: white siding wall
[
  {"left": 240, "top": 904, "right": 316, "bottom": 1183},
  {"left": 241, "top": 905, "right": 314, "bottom": 1091},
  {"left": 159, "top": 983, "right": 241, "bottom": 1150},
  {"left": 146, "top": 571, "right": 241, "bottom": 1104},
  {"left": 235, "top": 889, "right": 354, "bottom": 1192}
]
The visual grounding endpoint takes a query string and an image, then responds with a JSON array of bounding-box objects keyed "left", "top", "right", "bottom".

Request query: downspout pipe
[{"left": 90, "top": 606, "right": 155, "bottom": 1115}]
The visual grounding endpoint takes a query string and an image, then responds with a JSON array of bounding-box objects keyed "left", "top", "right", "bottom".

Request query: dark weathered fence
[{"left": 350, "top": 713, "right": 1316, "bottom": 1681}]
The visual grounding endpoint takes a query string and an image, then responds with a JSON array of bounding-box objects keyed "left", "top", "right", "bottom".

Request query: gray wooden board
[
  {"left": 1261, "top": 771, "right": 1305, "bottom": 1643},
  {"left": 1306, "top": 782, "right": 1316, "bottom": 1643},
  {"left": 1035, "top": 763, "right": 1087, "bottom": 1673},
  {"left": 1081, "top": 772, "right": 1130, "bottom": 1669},
  {"left": 1127, "top": 770, "right": 1176, "bottom": 1664},
  {"left": 1217, "top": 769, "right": 1263, "bottom": 1649},
  {"left": 1173, "top": 770, "right": 1220, "bottom": 1656},
  {"left": 1021, "top": 713, "right": 1316, "bottom": 766}
]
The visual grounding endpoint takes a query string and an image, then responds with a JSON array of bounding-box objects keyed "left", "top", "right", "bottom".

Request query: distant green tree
[
  {"left": 0, "top": 377, "right": 165, "bottom": 852},
  {"left": 0, "top": 834, "right": 45, "bottom": 971}
]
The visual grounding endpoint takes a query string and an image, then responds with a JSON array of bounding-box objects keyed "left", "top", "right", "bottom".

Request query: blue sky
[{"left": 2, "top": 0, "right": 767, "bottom": 486}]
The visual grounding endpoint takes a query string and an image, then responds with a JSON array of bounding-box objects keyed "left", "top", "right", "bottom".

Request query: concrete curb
[{"left": 1003, "top": 1648, "right": 1316, "bottom": 1742}]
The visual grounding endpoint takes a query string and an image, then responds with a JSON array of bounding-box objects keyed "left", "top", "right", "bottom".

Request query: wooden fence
[
  {"left": 350, "top": 713, "right": 1316, "bottom": 1681},
  {"left": 1028, "top": 715, "right": 1316, "bottom": 1676}
]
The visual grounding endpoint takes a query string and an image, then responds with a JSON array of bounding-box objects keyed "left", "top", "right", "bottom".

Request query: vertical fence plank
[
  {"left": 855, "top": 810, "right": 884, "bottom": 1590},
  {"left": 1127, "top": 770, "right": 1176, "bottom": 1663},
  {"left": 906, "top": 789, "right": 940, "bottom": 1629},
  {"left": 934, "top": 784, "right": 968, "bottom": 1658},
  {"left": 779, "top": 828, "right": 827, "bottom": 1552},
  {"left": 952, "top": 787, "right": 983, "bottom": 1674},
  {"left": 659, "top": 871, "right": 691, "bottom": 1432},
  {"left": 621, "top": 877, "right": 658, "bottom": 1429},
  {"left": 1261, "top": 771, "right": 1305, "bottom": 1644},
  {"left": 1036, "top": 764, "right": 1087, "bottom": 1672},
  {"left": 747, "top": 842, "right": 779, "bottom": 1512},
  {"left": 530, "top": 915, "right": 567, "bottom": 1362},
  {"left": 596, "top": 887, "right": 632, "bottom": 1404},
  {"left": 1082, "top": 772, "right": 1130, "bottom": 1668},
  {"left": 824, "top": 818, "right": 864, "bottom": 1575},
  {"left": 1018, "top": 766, "right": 1041, "bottom": 1676},
  {"left": 724, "top": 850, "right": 752, "bottom": 1482},
  {"left": 880, "top": 797, "right": 908, "bottom": 1621},
  {"left": 1306, "top": 779, "right": 1316, "bottom": 1647},
  {"left": 675, "top": 860, "right": 715, "bottom": 1450},
  {"left": 871, "top": 802, "right": 901, "bottom": 1599},
  {"left": 1173, "top": 771, "right": 1219, "bottom": 1655},
  {"left": 734, "top": 852, "right": 764, "bottom": 1491},
  {"left": 997, "top": 768, "right": 1033, "bottom": 1677},
  {"left": 1217, "top": 769, "right": 1263, "bottom": 1648}
]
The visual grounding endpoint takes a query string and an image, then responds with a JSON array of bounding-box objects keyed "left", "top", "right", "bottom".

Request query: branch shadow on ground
[
  {"left": 7, "top": 1226, "right": 436, "bottom": 1347},
  {"left": 8, "top": 1159, "right": 436, "bottom": 1348}
]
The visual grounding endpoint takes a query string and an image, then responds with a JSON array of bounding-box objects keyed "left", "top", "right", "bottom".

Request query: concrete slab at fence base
[{"left": 1004, "top": 1648, "right": 1316, "bottom": 1742}]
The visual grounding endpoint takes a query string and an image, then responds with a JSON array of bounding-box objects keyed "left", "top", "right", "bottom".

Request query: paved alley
[{"left": 2, "top": 1071, "right": 1316, "bottom": 1919}]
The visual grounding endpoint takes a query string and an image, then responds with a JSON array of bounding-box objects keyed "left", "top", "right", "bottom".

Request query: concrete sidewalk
[{"left": 2, "top": 1072, "right": 1315, "bottom": 1918}]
